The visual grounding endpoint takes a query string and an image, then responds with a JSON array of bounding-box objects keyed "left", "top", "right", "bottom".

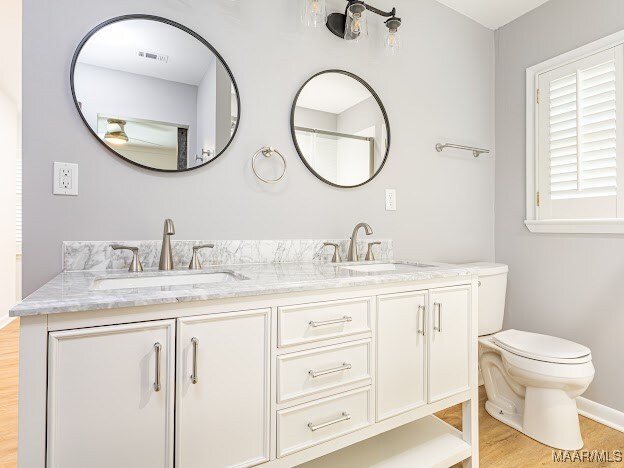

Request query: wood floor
[
  {"left": 436, "top": 389, "right": 624, "bottom": 467},
  {"left": 0, "top": 319, "right": 622, "bottom": 467},
  {"left": 0, "top": 319, "right": 19, "bottom": 468}
]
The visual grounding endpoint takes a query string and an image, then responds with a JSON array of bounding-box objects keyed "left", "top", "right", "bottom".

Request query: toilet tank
[{"left": 462, "top": 263, "right": 508, "bottom": 336}]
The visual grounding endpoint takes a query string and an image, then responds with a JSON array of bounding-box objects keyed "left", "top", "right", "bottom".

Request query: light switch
[
  {"left": 385, "top": 189, "right": 397, "bottom": 211},
  {"left": 53, "top": 162, "right": 79, "bottom": 196}
]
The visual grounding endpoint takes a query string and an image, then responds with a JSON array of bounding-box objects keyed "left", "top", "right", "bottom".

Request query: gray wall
[
  {"left": 23, "top": 0, "right": 495, "bottom": 295},
  {"left": 495, "top": 0, "right": 624, "bottom": 411}
]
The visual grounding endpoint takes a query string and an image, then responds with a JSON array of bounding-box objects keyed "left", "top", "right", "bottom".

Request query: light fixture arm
[
  {"left": 343, "top": 1, "right": 396, "bottom": 18},
  {"left": 360, "top": 3, "right": 396, "bottom": 19},
  {"left": 325, "top": 0, "right": 402, "bottom": 42}
]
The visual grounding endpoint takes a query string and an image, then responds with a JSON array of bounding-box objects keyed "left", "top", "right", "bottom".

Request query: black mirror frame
[
  {"left": 290, "top": 70, "right": 391, "bottom": 188},
  {"left": 70, "top": 14, "right": 241, "bottom": 173}
]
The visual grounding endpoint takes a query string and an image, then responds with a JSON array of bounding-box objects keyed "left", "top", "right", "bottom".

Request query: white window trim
[{"left": 526, "top": 28, "right": 624, "bottom": 234}]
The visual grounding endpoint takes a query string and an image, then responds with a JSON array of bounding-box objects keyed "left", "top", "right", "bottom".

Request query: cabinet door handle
[
  {"left": 308, "top": 362, "right": 352, "bottom": 378},
  {"left": 307, "top": 412, "right": 351, "bottom": 432},
  {"left": 417, "top": 305, "right": 425, "bottom": 336},
  {"left": 154, "top": 342, "right": 162, "bottom": 392},
  {"left": 433, "top": 302, "right": 442, "bottom": 332},
  {"left": 191, "top": 337, "right": 199, "bottom": 384},
  {"left": 309, "top": 316, "right": 352, "bottom": 328}
]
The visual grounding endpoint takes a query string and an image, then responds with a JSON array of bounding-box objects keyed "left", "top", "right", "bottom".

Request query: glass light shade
[
  {"left": 384, "top": 28, "right": 402, "bottom": 55},
  {"left": 302, "top": 0, "right": 327, "bottom": 28},
  {"left": 344, "top": 2, "right": 367, "bottom": 41}
]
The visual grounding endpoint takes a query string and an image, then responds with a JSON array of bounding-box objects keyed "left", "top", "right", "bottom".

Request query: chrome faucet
[
  {"left": 347, "top": 222, "right": 373, "bottom": 261},
  {"left": 159, "top": 219, "right": 176, "bottom": 270}
]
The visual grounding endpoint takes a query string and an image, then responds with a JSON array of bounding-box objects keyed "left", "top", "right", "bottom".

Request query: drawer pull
[
  {"left": 191, "top": 337, "right": 199, "bottom": 384},
  {"left": 309, "top": 316, "right": 352, "bottom": 328},
  {"left": 417, "top": 305, "right": 425, "bottom": 336},
  {"left": 308, "top": 362, "right": 352, "bottom": 378},
  {"left": 307, "top": 412, "right": 351, "bottom": 432},
  {"left": 154, "top": 342, "right": 162, "bottom": 392}
]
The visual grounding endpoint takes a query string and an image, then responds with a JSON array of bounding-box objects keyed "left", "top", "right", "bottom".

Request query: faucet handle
[
  {"left": 323, "top": 243, "right": 342, "bottom": 263},
  {"left": 189, "top": 244, "right": 215, "bottom": 270},
  {"left": 365, "top": 242, "right": 382, "bottom": 261},
  {"left": 110, "top": 245, "right": 144, "bottom": 272}
]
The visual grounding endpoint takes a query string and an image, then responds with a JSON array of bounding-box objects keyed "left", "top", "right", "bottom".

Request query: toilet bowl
[
  {"left": 479, "top": 330, "right": 594, "bottom": 450},
  {"left": 466, "top": 263, "right": 595, "bottom": 450}
]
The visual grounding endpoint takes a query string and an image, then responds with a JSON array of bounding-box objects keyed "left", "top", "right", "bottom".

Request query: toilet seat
[{"left": 491, "top": 329, "right": 592, "bottom": 364}]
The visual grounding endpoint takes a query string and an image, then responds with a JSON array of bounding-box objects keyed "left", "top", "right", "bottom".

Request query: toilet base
[
  {"left": 523, "top": 387, "right": 584, "bottom": 450},
  {"left": 485, "top": 390, "right": 584, "bottom": 450},
  {"left": 485, "top": 400, "right": 522, "bottom": 432}
]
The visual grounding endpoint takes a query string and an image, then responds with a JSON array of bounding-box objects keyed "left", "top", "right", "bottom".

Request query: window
[{"left": 526, "top": 31, "right": 624, "bottom": 233}]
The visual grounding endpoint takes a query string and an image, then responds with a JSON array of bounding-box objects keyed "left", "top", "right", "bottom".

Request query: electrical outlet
[
  {"left": 385, "top": 189, "right": 397, "bottom": 211},
  {"left": 53, "top": 162, "right": 78, "bottom": 196}
]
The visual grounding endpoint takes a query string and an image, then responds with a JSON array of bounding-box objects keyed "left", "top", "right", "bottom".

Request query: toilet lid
[{"left": 493, "top": 329, "right": 591, "bottom": 362}]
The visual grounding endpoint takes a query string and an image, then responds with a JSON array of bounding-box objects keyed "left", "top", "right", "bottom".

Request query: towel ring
[{"left": 252, "top": 146, "right": 287, "bottom": 184}]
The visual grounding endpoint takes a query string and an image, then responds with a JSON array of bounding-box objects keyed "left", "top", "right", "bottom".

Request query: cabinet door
[
  {"left": 428, "top": 286, "right": 471, "bottom": 402},
  {"left": 376, "top": 291, "right": 427, "bottom": 421},
  {"left": 47, "top": 321, "right": 175, "bottom": 468},
  {"left": 176, "top": 309, "right": 270, "bottom": 468}
]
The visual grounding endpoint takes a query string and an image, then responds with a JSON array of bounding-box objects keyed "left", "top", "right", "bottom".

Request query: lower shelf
[{"left": 298, "top": 415, "right": 471, "bottom": 468}]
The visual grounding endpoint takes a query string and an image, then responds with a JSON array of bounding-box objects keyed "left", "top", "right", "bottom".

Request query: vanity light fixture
[
  {"left": 304, "top": 0, "right": 402, "bottom": 53},
  {"left": 302, "top": 0, "right": 327, "bottom": 28},
  {"left": 104, "top": 119, "right": 129, "bottom": 145},
  {"left": 383, "top": 16, "right": 402, "bottom": 55}
]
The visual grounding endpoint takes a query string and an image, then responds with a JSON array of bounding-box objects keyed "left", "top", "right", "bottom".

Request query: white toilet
[{"left": 471, "top": 263, "right": 595, "bottom": 450}]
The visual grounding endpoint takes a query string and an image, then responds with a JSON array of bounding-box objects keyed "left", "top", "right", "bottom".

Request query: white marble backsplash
[{"left": 63, "top": 239, "right": 394, "bottom": 271}]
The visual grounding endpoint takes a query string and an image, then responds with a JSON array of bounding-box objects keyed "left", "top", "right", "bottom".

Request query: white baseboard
[
  {"left": 0, "top": 314, "right": 16, "bottom": 331},
  {"left": 577, "top": 397, "right": 624, "bottom": 433}
]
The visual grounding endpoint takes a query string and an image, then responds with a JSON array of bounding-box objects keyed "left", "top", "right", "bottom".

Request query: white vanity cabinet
[
  {"left": 21, "top": 274, "right": 478, "bottom": 468},
  {"left": 376, "top": 291, "right": 427, "bottom": 420},
  {"left": 428, "top": 286, "right": 471, "bottom": 402},
  {"left": 376, "top": 286, "right": 472, "bottom": 419},
  {"left": 176, "top": 309, "right": 270, "bottom": 468},
  {"left": 46, "top": 321, "right": 175, "bottom": 468}
]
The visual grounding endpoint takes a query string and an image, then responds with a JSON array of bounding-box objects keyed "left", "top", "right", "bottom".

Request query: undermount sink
[
  {"left": 339, "top": 263, "right": 435, "bottom": 273},
  {"left": 91, "top": 271, "right": 244, "bottom": 291}
]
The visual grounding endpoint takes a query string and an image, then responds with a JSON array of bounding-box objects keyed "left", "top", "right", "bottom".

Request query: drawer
[
  {"left": 277, "top": 340, "right": 371, "bottom": 404},
  {"left": 278, "top": 298, "right": 372, "bottom": 348},
  {"left": 277, "top": 387, "right": 372, "bottom": 458}
]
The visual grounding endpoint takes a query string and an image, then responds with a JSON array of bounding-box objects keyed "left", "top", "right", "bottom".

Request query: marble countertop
[{"left": 10, "top": 261, "right": 477, "bottom": 317}]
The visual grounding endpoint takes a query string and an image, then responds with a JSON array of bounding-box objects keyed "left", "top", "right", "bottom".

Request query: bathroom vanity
[{"left": 12, "top": 243, "right": 479, "bottom": 468}]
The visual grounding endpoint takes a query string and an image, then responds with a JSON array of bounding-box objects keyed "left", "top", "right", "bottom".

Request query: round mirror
[
  {"left": 71, "top": 15, "right": 240, "bottom": 172},
  {"left": 291, "top": 70, "right": 390, "bottom": 188}
]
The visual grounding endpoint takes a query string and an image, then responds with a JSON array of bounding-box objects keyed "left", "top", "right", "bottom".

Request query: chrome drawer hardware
[
  {"left": 154, "top": 343, "right": 162, "bottom": 392},
  {"left": 191, "top": 337, "right": 199, "bottom": 384},
  {"left": 433, "top": 302, "right": 442, "bottom": 332},
  {"left": 308, "top": 362, "right": 352, "bottom": 378},
  {"left": 417, "top": 305, "right": 425, "bottom": 336},
  {"left": 307, "top": 412, "right": 351, "bottom": 432},
  {"left": 309, "top": 316, "right": 352, "bottom": 328}
]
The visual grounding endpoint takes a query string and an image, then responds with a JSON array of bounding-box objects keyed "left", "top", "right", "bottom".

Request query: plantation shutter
[{"left": 537, "top": 46, "right": 624, "bottom": 220}]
